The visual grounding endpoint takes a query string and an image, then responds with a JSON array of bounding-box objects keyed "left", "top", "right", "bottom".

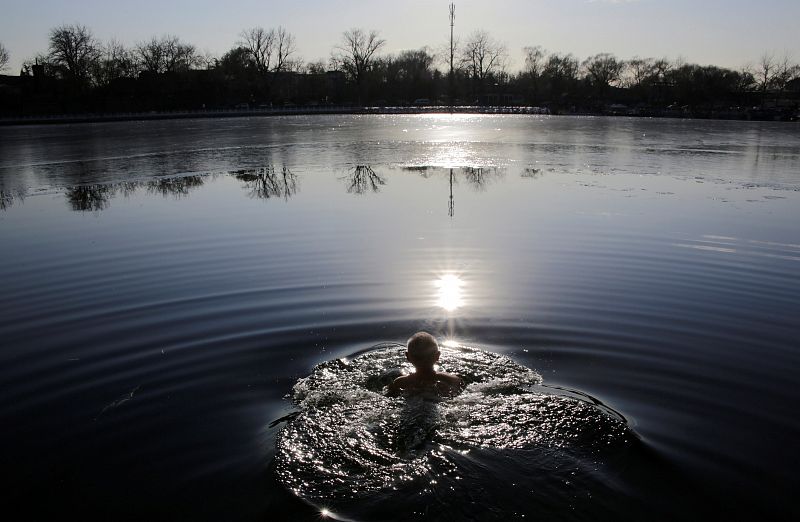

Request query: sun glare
[{"left": 435, "top": 274, "right": 464, "bottom": 311}]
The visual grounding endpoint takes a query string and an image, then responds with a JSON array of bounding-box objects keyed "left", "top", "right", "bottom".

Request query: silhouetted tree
[
  {"left": 380, "top": 48, "right": 436, "bottom": 102},
  {"left": 460, "top": 30, "right": 507, "bottom": 99},
  {"left": 239, "top": 27, "right": 296, "bottom": 76},
  {"left": 542, "top": 52, "right": 579, "bottom": 105},
  {"left": 772, "top": 53, "right": 800, "bottom": 104},
  {"left": 48, "top": 24, "right": 100, "bottom": 85},
  {"left": 583, "top": 53, "right": 626, "bottom": 100},
  {"left": 3, "top": 23, "right": 798, "bottom": 120},
  {"left": 238, "top": 26, "right": 296, "bottom": 101},
  {"left": 93, "top": 39, "right": 138, "bottom": 86},
  {"left": 305, "top": 60, "right": 327, "bottom": 75},
  {"left": 332, "top": 28, "right": 385, "bottom": 103},
  {"left": 219, "top": 47, "right": 253, "bottom": 75},
  {"left": 196, "top": 50, "right": 217, "bottom": 70},
  {"left": 136, "top": 35, "right": 197, "bottom": 74},
  {"left": 523, "top": 45, "right": 546, "bottom": 103},
  {"left": 625, "top": 57, "right": 656, "bottom": 88},
  {"left": 752, "top": 52, "right": 778, "bottom": 108},
  {"left": 0, "top": 43, "right": 9, "bottom": 72}
]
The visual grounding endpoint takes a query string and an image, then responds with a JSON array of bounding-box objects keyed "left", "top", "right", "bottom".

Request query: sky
[{"left": 1, "top": 0, "right": 798, "bottom": 74}]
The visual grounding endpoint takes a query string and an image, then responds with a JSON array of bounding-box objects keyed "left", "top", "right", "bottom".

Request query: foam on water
[{"left": 275, "top": 343, "right": 633, "bottom": 506}]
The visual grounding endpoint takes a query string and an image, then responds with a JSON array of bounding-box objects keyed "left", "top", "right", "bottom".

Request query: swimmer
[{"left": 388, "top": 332, "right": 464, "bottom": 396}]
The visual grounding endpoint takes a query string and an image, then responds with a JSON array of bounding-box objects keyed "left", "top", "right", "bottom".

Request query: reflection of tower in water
[{"left": 448, "top": 168, "right": 455, "bottom": 217}]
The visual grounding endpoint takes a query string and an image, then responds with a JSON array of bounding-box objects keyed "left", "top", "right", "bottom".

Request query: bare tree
[
  {"left": 772, "top": 52, "right": 799, "bottom": 102},
  {"left": 394, "top": 49, "right": 435, "bottom": 80},
  {"left": 136, "top": 38, "right": 163, "bottom": 74},
  {"left": 239, "top": 27, "right": 272, "bottom": 74},
  {"left": 273, "top": 27, "right": 296, "bottom": 74},
  {"left": 332, "top": 28, "right": 385, "bottom": 96},
  {"left": 625, "top": 57, "right": 656, "bottom": 88},
  {"left": 0, "top": 42, "right": 9, "bottom": 72},
  {"left": 48, "top": 24, "right": 100, "bottom": 83},
  {"left": 136, "top": 35, "right": 197, "bottom": 74},
  {"left": 197, "top": 50, "right": 217, "bottom": 70},
  {"left": 162, "top": 36, "right": 197, "bottom": 72},
  {"left": 523, "top": 45, "right": 546, "bottom": 102},
  {"left": 735, "top": 67, "right": 756, "bottom": 93},
  {"left": 652, "top": 58, "right": 671, "bottom": 82},
  {"left": 305, "top": 60, "right": 327, "bottom": 75},
  {"left": 94, "top": 39, "right": 138, "bottom": 86},
  {"left": 460, "top": 30, "right": 507, "bottom": 82},
  {"left": 542, "top": 52, "right": 579, "bottom": 99},
  {"left": 754, "top": 52, "right": 776, "bottom": 97},
  {"left": 582, "top": 53, "right": 626, "bottom": 90},
  {"left": 523, "top": 46, "right": 546, "bottom": 78},
  {"left": 239, "top": 27, "right": 296, "bottom": 75}
]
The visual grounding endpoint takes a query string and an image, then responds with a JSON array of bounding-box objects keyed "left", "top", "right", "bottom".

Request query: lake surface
[{"left": 1, "top": 115, "right": 798, "bottom": 521}]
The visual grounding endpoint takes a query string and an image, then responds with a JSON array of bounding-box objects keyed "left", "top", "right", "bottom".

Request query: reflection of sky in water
[{"left": 0, "top": 116, "right": 799, "bottom": 521}]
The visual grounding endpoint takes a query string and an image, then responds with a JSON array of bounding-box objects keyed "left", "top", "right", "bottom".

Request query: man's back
[{"left": 388, "top": 371, "right": 463, "bottom": 396}]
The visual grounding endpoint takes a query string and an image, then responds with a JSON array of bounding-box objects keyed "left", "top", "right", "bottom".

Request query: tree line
[{"left": 0, "top": 24, "right": 798, "bottom": 119}]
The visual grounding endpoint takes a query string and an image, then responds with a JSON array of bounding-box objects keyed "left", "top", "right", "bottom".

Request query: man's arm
[
  {"left": 387, "top": 376, "right": 406, "bottom": 396},
  {"left": 440, "top": 373, "right": 465, "bottom": 392}
]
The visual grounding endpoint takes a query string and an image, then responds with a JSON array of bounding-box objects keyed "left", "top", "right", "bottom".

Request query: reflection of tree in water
[
  {"left": 234, "top": 166, "right": 297, "bottom": 200},
  {"left": 521, "top": 167, "right": 543, "bottom": 179},
  {"left": 66, "top": 184, "right": 115, "bottom": 212},
  {"left": 146, "top": 175, "right": 205, "bottom": 198},
  {"left": 0, "top": 189, "right": 26, "bottom": 211},
  {"left": 461, "top": 166, "right": 502, "bottom": 191},
  {"left": 345, "top": 165, "right": 385, "bottom": 195},
  {"left": 403, "top": 166, "right": 436, "bottom": 179},
  {"left": 65, "top": 175, "right": 208, "bottom": 211}
]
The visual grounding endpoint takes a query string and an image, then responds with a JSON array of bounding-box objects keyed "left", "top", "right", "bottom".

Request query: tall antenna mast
[{"left": 449, "top": 3, "right": 455, "bottom": 109}]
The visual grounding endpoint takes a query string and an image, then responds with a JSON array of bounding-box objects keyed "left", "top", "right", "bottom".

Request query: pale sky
[{"left": 1, "top": 0, "right": 798, "bottom": 74}]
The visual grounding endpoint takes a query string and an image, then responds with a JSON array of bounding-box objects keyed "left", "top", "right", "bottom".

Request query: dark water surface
[{"left": 1, "top": 115, "right": 799, "bottom": 521}]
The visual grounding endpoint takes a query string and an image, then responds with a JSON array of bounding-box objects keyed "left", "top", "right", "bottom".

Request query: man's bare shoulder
[
  {"left": 387, "top": 372, "right": 464, "bottom": 396},
  {"left": 387, "top": 374, "right": 412, "bottom": 394},
  {"left": 436, "top": 372, "right": 464, "bottom": 386}
]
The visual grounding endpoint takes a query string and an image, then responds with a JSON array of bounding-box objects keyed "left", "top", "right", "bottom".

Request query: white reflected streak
[
  {"left": 675, "top": 242, "right": 800, "bottom": 261},
  {"left": 673, "top": 243, "right": 736, "bottom": 253}
]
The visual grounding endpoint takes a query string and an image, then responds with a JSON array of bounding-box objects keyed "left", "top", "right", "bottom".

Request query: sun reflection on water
[{"left": 435, "top": 274, "right": 464, "bottom": 311}]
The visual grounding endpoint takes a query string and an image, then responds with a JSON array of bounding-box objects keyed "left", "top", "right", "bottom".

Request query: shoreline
[{"left": 1, "top": 105, "right": 797, "bottom": 126}]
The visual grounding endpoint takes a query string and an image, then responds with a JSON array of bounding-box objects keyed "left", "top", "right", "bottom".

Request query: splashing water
[{"left": 274, "top": 343, "right": 634, "bottom": 516}]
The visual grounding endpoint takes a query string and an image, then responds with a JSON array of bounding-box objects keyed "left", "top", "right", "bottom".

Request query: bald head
[{"left": 407, "top": 332, "right": 440, "bottom": 367}]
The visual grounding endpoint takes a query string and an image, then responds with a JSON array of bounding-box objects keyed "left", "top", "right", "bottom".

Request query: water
[
  {"left": 0, "top": 115, "right": 798, "bottom": 521},
  {"left": 277, "top": 344, "right": 633, "bottom": 520}
]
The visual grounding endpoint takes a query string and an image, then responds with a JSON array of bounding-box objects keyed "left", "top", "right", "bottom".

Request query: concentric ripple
[{"left": 275, "top": 344, "right": 632, "bottom": 504}]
